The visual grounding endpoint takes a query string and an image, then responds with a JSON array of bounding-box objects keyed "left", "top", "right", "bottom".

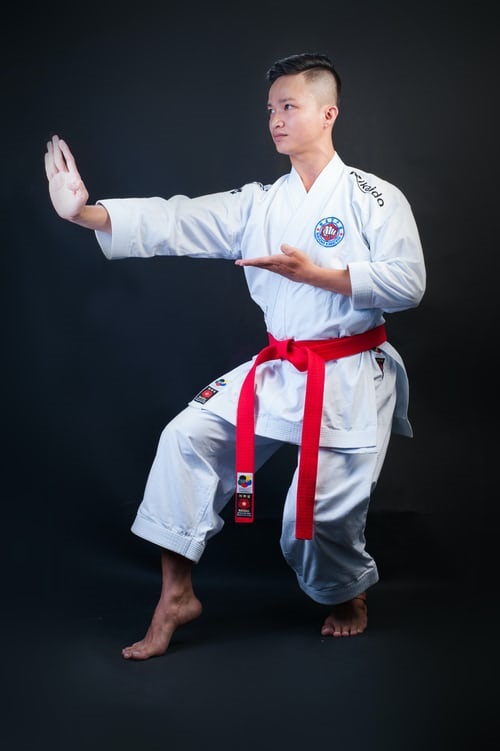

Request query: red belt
[{"left": 235, "top": 324, "right": 387, "bottom": 539}]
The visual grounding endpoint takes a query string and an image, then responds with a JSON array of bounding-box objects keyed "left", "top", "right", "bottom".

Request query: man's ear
[{"left": 324, "top": 105, "right": 339, "bottom": 127}]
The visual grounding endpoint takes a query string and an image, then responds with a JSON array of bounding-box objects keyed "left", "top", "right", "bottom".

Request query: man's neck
[{"left": 291, "top": 148, "right": 335, "bottom": 192}]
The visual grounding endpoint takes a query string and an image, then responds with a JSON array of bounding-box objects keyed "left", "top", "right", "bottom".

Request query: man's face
[{"left": 267, "top": 72, "right": 332, "bottom": 159}]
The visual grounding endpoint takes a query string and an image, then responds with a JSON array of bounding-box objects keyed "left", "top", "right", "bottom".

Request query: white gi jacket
[{"left": 95, "top": 153, "right": 426, "bottom": 451}]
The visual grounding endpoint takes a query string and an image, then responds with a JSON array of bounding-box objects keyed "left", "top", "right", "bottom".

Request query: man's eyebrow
[{"left": 267, "top": 96, "right": 298, "bottom": 106}]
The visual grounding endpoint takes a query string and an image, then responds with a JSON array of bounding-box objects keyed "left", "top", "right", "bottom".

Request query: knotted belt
[{"left": 235, "top": 324, "right": 387, "bottom": 539}]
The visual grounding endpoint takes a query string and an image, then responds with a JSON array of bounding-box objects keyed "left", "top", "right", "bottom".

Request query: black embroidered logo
[{"left": 350, "top": 171, "right": 385, "bottom": 207}]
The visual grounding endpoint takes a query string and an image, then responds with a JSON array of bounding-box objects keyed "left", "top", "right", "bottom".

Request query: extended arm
[
  {"left": 235, "top": 243, "right": 352, "bottom": 296},
  {"left": 44, "top": 135, "right": 111, "bottom": 233}
]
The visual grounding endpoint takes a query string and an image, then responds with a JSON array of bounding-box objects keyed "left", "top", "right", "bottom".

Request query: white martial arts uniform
[{"left": 95, "top": 152, "right": 425, "bottom": 605}]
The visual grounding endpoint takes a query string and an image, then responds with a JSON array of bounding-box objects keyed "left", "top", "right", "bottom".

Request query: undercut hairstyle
[{"left": 266, "top": 52, "right": 341, "bottom": 104}]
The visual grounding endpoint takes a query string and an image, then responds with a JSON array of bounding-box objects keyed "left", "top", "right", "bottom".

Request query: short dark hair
[{"left": 266, "top": 52, "right": 341, "bottom": 101}]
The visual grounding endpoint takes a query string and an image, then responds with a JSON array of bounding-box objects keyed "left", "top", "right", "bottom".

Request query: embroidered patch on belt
[
  {"left": 235, "top": 473, "right": 254, "bottom": 520},
  {"left": 237, "top": 473, "right": 253, "bottom": 491},
  {"left": 235, "top": 493, "right": 253, "bottom": 518},
  {"left": 193, "top": 385, "right": 218, "bottom": 404}
]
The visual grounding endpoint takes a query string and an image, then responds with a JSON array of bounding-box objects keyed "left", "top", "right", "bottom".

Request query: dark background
[{"left": 2, "top": 2, "right": 498, "bottom": 749}]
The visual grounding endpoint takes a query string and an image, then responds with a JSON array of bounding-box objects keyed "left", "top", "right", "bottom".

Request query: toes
[
  {"left": 122, "top": 643, "right": 146, "bottom": 660},
  {"left": 321, "top": 622, "right": 345, "bottom": 638}
]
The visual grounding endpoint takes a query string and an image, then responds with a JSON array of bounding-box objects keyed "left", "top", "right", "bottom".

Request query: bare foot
[
  {"left": 321, "top": 593, "right": 367, "bottom": 638},
  {"left": 122, "top": 549, "right": 202, "bottom": 661},
  {"left": 122, "top": 592, "right": 203, "bottom": 660}
]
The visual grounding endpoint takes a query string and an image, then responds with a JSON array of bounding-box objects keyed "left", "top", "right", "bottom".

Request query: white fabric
[
  {"left": 96, "top": 153, "right": 425, "bottom": 450},
  {"left": 130, "top": 351, "right": 396, "bottom": 602},
  {"left": 95, "top": 153, "right": 426, "bottom": 601},
  {"left": 131, "top": 408, "right": 281, "bottom": 561}
]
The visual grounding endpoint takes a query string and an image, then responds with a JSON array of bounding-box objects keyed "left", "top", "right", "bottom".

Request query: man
[{"left": 44, "top": 52, "right": 426, "bottom": 660}]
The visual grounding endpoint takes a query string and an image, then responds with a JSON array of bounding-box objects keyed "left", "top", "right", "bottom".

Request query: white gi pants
[{"left": 131, "top": 357, "right": 397, "bottom": 606}]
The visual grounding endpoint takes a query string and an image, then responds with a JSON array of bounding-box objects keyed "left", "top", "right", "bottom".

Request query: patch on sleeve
[
  {"left": 192, "top": 385, "right": 219, "bottom": 404},
  {"left": 192, "top": 377, "right": 227, "bottom": 404}
]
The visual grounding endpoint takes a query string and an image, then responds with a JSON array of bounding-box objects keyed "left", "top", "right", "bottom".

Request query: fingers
[
  {"left": 44, "top": 135, "right": 64, "bottom": 179},
  {"left": 45, "top": 134, "right": 81, "bottom": 179},
  {"left": 51, "top": 134, "right": 68, "bottom": 173},
  {"left": 58, "top": 137, "right": 81, "bottom": 178},
  {"left": 280, "top": 243, "right": 299, "bottom": 256},
  {"left": 44, "top": 146, "right": 55, "bottom": 180},
  {"left": 235, "top": 255, "right": 271, "bottom": 268}
]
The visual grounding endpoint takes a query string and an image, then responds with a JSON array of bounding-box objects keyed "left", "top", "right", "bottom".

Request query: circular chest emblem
[{"left": 314, "top": 216, "right": 345, "bottom": 247}]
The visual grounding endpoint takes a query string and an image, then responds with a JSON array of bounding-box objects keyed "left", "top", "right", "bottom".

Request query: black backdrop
[{"left": 2, "top": 0, "right": 497, "bottom": 655}]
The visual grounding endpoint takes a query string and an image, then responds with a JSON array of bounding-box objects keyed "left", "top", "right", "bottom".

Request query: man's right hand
[
  {"left": 44, "top": 135, "right": 111, "bottom": 232},
  {"left": 44, "top": 134, "right": 90, "bottom": 221}
]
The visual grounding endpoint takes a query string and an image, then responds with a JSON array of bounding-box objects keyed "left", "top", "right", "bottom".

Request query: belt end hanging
[{"left": 235, "top": 472, "right": 254, "bottom": 524}]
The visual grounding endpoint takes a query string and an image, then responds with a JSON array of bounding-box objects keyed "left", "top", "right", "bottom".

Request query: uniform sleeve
[
  {"left": 348, "top": 190, "right": 426, "bottom": 313},
  {"left": 94, "top": 189, "right": 252, "bottom": 261}
]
